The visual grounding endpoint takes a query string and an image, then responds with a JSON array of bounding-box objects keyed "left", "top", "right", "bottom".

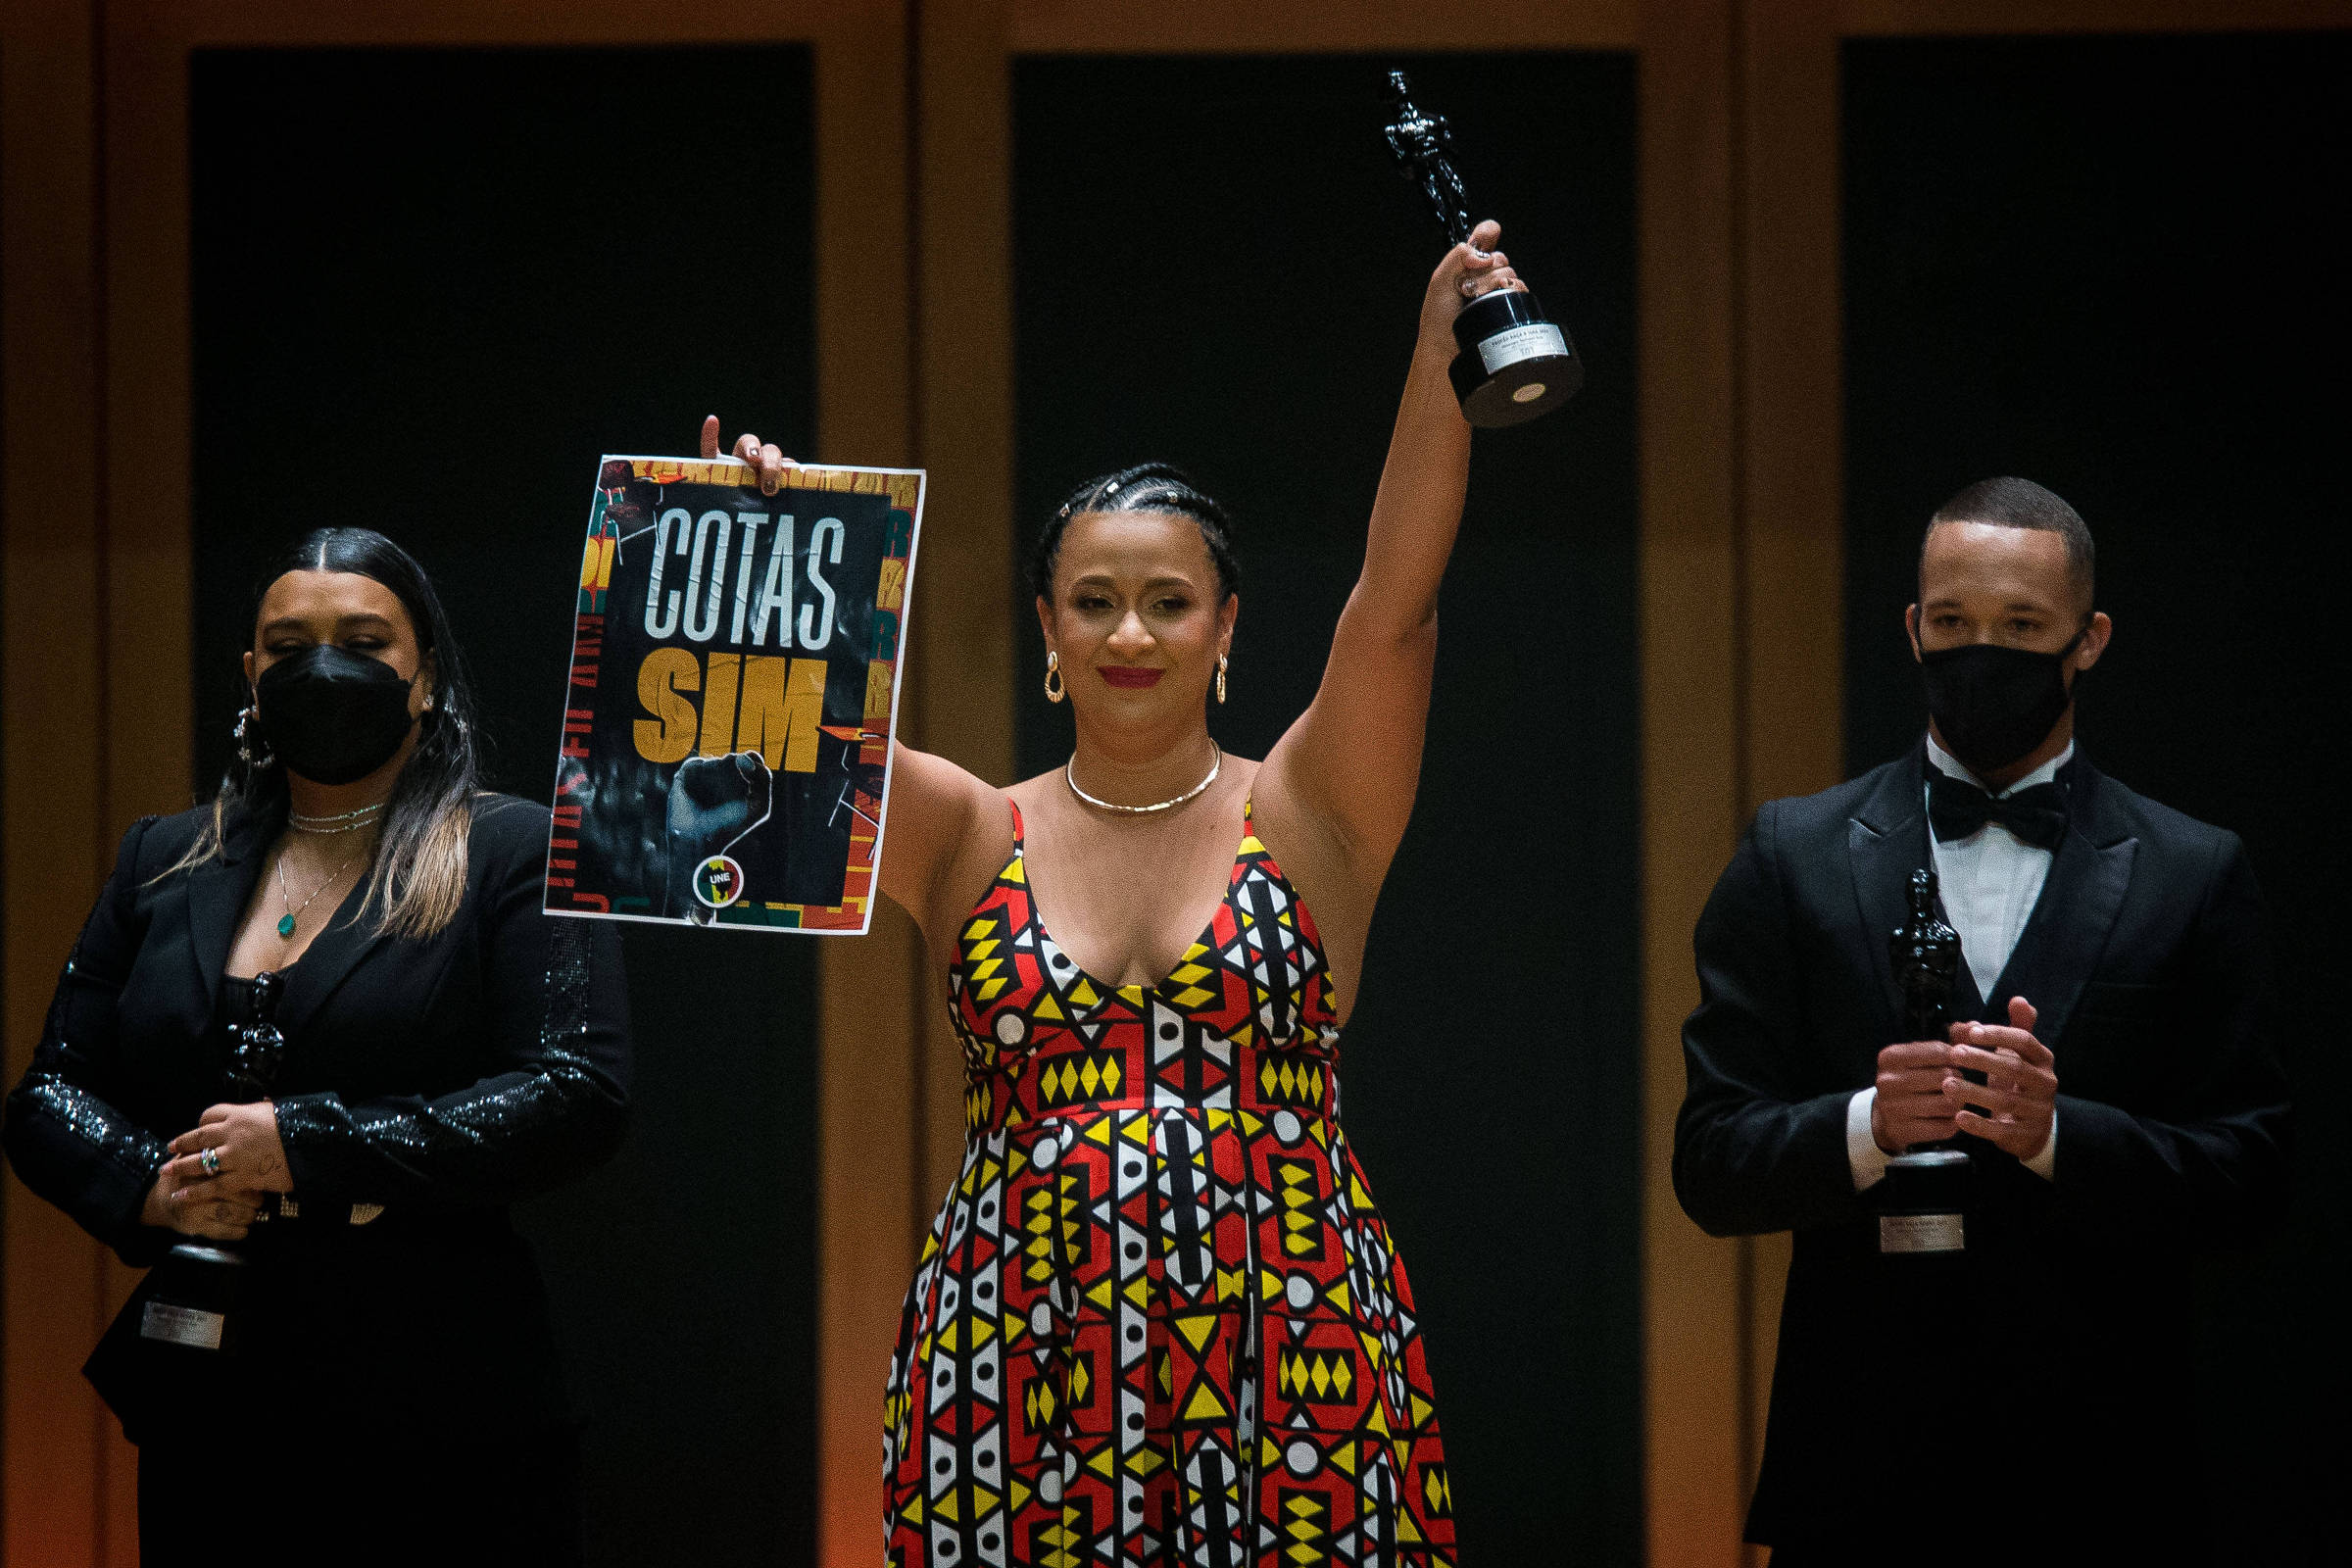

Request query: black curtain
[
  {"left": 1014, "top": 54, "right": 1643, "bottom": 1563},
  {"left": 191, "top": 48, "right": 819, "bottom": 1566},
  {"left": 1843, "top": 33, "right": 2349, "bottom": 1561}
]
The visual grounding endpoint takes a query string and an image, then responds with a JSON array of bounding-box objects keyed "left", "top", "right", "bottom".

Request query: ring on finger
[{"left": 199, "top": 1148, "right": 222, "bottom": 1178}]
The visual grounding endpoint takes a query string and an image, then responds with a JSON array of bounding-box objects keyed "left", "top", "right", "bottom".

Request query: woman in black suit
[{"left": 3, "top": 528, "right": 630, "bottom": 1564}]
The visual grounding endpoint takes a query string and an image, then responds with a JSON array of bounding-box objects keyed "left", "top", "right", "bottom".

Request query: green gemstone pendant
[{"left": 277, "top": 914, "right": 297, "bottom": 938}]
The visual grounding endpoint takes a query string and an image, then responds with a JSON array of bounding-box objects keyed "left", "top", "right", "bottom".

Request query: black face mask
[
  {"left": 254, "top": 644, "right": 418, "bottom": 785},
  {"left": 1916, "top": 628, "right": 2083, "bottom": 778}
]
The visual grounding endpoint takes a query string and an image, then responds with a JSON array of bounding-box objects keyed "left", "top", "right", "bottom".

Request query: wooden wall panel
[
  {"left": 1, "top": 1, "right": 113, "bottom": 1559},
  {"left": 1009, "top": 0, "right": 1637, "bottom": 51},
  {"left": 907, "top": 0, "right": 1017, "bottom": 1208},
  {"left": 97, "top": 23, "right": 197, "bottom": 1554},
  {"left": 1841, "top": 0, "right": 2352, "bottom": 33},
  {"left": 1635, "top": 6, "right": 1744, "bottom": 1563},
  {"left": 809, "top": 9, "right": 921, "bottom": 1562},
  {"left": 1737, "top": 0, "right": 1842, "bottom": 817},
  {"left": 1730, "top": 9, "right": 1843, "bottom": 1547}
]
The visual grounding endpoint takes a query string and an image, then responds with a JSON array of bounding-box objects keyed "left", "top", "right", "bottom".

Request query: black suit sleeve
[
  {"left": 1674, "top": 802, "right": 1868, "bottom": 1236},
  {"left": 273, "top": 808, "right": 632, "bottom": 1207},
  {"left": 2, "top": 816, "right": 177, "bottom": 1264},
  {"left": 2053, "top": 832, "right": 2290, "bottom": 1240}
]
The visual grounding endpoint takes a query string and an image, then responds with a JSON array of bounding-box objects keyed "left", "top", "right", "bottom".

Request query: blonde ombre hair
[{"left": 161, "top": 529, "right": 485, "bottom": 942}]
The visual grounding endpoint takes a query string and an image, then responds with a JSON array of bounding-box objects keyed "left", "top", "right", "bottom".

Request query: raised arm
[
  {"left": 693, "top": 417, "right": 1007, "bottom": 952},
  {"left": 876, "top": 739, "right": 1009, "bottom": 950},
  {"left": 1259, "top": 220, "right": 1519, "bottom": 888}
]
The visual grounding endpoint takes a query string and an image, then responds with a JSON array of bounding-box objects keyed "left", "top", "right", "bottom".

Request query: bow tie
[{"left": 1928, "top": 769, "right": 2069, "bottom": 852}]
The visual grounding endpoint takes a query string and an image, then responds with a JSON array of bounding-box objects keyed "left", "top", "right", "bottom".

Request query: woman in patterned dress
[{"left": 717, "top": 218, "right": 1519, "bottom": 1568}]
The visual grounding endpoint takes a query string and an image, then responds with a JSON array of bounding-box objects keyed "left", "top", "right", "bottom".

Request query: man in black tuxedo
[{"left": 1675, "top": 478, "right": 2289, "bottom": 1565}]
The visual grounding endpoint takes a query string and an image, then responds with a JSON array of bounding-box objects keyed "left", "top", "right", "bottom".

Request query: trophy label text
[
  {"left": 1477, "top": 321, "right": 1568, "bottom": 375},
  {"left": 140, "top": 1300, "right": 226, "bottom": 1350},
  {"left": 1879, "top": 1212, "right": 1965, "bottom": 1254}
]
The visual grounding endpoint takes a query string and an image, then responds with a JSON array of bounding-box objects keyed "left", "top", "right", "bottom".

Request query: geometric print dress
[{"left": 884, "top": 802, "right": 1456, "bottom": 1568}]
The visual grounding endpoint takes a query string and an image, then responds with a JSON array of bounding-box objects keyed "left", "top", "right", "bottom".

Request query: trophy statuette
[
  {"left": 1881, "top": 868, "right": 1969, "bottom": 1255},
  {"left": 1382, "top": 70, "right": 1582, "bottom": 426},
  {"left": 84, "top": 970, "right": 292, "bottom": 1441},
  {"left": 139, "top": 968, "right": 287, "bottom": 1352}
]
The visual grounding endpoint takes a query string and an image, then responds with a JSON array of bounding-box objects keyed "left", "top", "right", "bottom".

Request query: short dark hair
[
  {"left": 1031, "top": 463, "right": 1241, "bottom": 604},
  {"left": 1921, "top": 476, "right": 2095, "bottom": 607}
]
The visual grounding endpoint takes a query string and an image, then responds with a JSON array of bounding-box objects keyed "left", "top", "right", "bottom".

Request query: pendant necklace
[
  {"left": 275, "top": 846, "right": 361, "bottom": 939},
  {"left": 1064, "top": 742, "right": 1223, "bottom": 814}
]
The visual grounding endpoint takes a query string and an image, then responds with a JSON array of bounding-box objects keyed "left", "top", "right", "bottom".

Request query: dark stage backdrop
[
  {"left": 1843, "top": 33, "right": 2350, "bottom": 1562},
  {"left": 190, "top": 49, "right": 819, "bottom": 1566},
  {"left": 1014, "top": 55, "right": 1642, "bottom": 1562}
]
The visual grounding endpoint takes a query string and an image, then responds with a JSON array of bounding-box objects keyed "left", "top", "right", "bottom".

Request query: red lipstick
[{"left": 1099, "top": 666, "right": 1165, "bottom": 689}]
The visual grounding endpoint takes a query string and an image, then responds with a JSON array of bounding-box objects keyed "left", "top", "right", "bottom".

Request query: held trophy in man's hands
[
  {"left": 1882, "top": 868, "right": 1969, "bottom": 1254},
  {"left": 1382, "top": 70, "right": 1582, "bottom": 425}
]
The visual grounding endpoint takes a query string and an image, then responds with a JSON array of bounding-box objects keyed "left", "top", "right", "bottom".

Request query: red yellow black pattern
[{"left": 884, "top": 802, "right": 1455, "bottom": 1568}]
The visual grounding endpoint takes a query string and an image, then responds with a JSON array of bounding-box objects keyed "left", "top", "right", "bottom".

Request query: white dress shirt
[{"left": 1848, "top": 736, "right": 2065, "bottom": 1190}]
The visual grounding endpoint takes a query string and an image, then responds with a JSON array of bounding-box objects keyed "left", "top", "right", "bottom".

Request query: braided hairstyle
[{"left": 1031, "top": 464, "right": 1241, "bottom": 604}]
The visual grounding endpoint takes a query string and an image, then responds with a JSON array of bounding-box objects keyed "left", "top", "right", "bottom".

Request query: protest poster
[{"left": 545, "top": 456, "right": 923, "bottom": 934}]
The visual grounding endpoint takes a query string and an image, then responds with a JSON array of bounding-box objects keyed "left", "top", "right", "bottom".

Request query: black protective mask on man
[
  {"left": 1915, "top": 628, "right": 2083, "bottom": 778},
  {"left": 254, "top": 644, "right": 417, "bottom": 785}
]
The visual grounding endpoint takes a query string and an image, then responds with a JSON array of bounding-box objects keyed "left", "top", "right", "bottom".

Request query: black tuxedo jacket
[
  {"left": 1674, "top": 747, "right": 2288, "bottom": 1560},
  {"left": 3, "top": 794, "right": 630, "bottom": 1437}
]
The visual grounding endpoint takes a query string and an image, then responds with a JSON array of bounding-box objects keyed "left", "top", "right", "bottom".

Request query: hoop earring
[
  {"left": 233, "top": 704, "right": 276, "bottom": 771},
  {"left": 1215, "top": 655, "right": 1228, "bottom": 705},
  {"left": 1045, "top": 651, "right": 1066, "bottom": 704}
]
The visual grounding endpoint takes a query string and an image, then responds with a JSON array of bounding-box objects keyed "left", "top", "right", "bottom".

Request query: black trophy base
[
  {"left": 1879, "top": 1149, "right": 1970, "bottom": 1254},
  {"left": 1448, "top": 286, "right": 1581, "bottom": 427},
  {"left": 83, "top": 1243, "right": 248, "bottom": 1445}
]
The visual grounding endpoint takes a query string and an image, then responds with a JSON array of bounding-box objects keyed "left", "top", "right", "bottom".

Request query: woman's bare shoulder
[
  {"left": 1003, "top": 769, "right": 1060, "bottom": 815},
  {"left": 896, "top": 760, "right": 1018, "bottom": 934},
  {"left": 1237, "top": 756, "right": 1362, "bottom": 906}
]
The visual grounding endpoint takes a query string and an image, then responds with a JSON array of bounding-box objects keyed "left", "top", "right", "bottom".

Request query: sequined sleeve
[
  {"left": 273, "top": 825, "right": 632, "bottom": 1208},
  {"left": 2, "top": 817, "right": 173, "bottom": 1261}
]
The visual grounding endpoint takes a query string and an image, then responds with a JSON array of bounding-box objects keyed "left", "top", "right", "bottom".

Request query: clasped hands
[
  {"left": 139, "top": 1102, "right": 294, "bottom": 1242},
  {"left": 1872, "top": 996, "right": 2058, "bottom": 1160}
]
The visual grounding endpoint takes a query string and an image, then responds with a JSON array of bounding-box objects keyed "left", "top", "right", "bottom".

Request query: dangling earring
[
  {"left": 1045, "top": 650, "right": 1066, "bottom": 704},
  {"left": 1215, "top": 655, "right": 1228, "bottom": 705},
  {"left": 233, "top": 704, "right": 275, "bottom": 771}
]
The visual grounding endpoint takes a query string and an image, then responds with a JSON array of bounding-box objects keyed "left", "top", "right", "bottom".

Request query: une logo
[{"left": 692, "top": 855, "right": 747, "bottom": 909}]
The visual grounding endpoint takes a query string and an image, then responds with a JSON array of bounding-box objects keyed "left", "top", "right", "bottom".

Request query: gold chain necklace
[
  {"left": 1063, "top": 742, "right": 1223, "bottom": 814},
  {"left": 274, "top": 844, "right": 362, "bottom": 939}
]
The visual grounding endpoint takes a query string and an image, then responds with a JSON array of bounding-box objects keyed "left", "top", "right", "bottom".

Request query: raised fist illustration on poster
[{"left": 662, "top": 751, "right": 773, "bottom": 921}]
